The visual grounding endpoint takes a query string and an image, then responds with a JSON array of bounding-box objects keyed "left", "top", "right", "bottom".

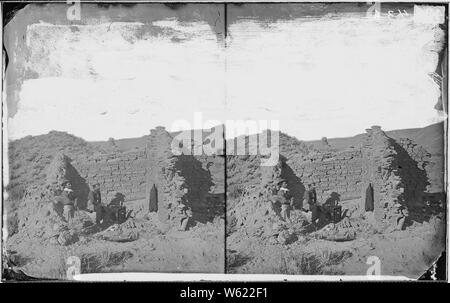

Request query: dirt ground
[
  {"left": 4, "top": 200, "right": 224, "bottom": 279},
  {"left": 227, "top": 199, "right": 445, "bottom": 278}
]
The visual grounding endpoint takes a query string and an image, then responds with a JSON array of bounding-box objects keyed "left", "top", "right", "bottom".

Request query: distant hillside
[
  {"left": 95, "top": 122, "right": 444, "bottom": 156},
  {"left": 307, "top": 122, "right": 445, "bottom": 155},
  {"left": 90, "top": 135, "right": 149, "bottom": 153},
  {"left": 90, "top": 126, "right": 225, "bottom": 154},
  {"left": 6, "top": 131, "right": 101, "bottom": 201},
  {"left": 401, "top": 122, "right": 445, "bottom": 156}
]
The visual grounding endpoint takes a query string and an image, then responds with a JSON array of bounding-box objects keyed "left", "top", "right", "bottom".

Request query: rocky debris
[
  {"left": 80, "top": 250, "right": 134, "bottom": 273},
  {"left": 57, "top": 230, "right": 79, "bottom": 246},
  {"left": 9, "top": 197, "right": 94, "bottom": 247},
  {"left": 320, "top": 229, "right": 356, "bottom": 242},
  {"left": 95, "top": 219, "right": 145, "bottom": 243},
  {"left": 397, "top": 138, "right": 431, "bottom": 170},
  {"left": 313, "top": 222, "right": 357, "bottom": 242},
  {"left": 277, "top": 230, "right": 298, "bottom": 245},
  {"left": 267, "top": 221, "right": 307, "bottom": 245},
  {"left": 311, "top": 215, "right": 380, "bottom": 242},
  {"left": 70, "top": 211, "right": 95, "bottom": 231},
  {"left": 338, "top": 217, "right": 352, "bottom": 229},
  {"left": 48, "top": 236, "right": 59, "bottom": 245},
  {"left": 6, "top": 212, "right": 19, "bottom": 237},
  {"left": 46, "top": 221, "right": 83, "bottom": 246},
  {"left": 227, "top": 249, "right": 252, "bottom": 271},
  {"left": 98, "top": 230, "right": 139, "bottom": 243}
]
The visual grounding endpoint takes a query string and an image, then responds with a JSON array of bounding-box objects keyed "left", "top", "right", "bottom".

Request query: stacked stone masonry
[
  {"left": 286, "top": 149, "right": 364, "bottom": 203},
  {"left": 282, "top": 126, "right": 430, "bottom": 226},
  {"left": 62, "top": 124, "right": 426, "bottom": 228},
  {"left": 71, "top": 150, "right": 148, "bottom": 203}
]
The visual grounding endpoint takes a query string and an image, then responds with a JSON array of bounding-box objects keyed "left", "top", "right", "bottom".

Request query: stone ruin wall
[
  {"left": 52, "top": 124, "right": 426, "bottom": 228},
  {"left": 283, "top": 126, "right": 430, "bottom": 226},
  {"left": 226, "top": 155, "right": 284, "bottom": 235},
  {"left": 146, "top": 127, "right": 222, "bottom": 226},
  {"left": 144, "top": 126, "right": 185, "bottom": 225},
  {"left": 285, "top": 149, "right": 364, "bottom": 205},
  {"left": 71, "top": 150, "right": 148, "bottom": 203},
  {"left": 396, "top": 137, "right": 432, "bottom": 197},
  {"left": 51, "top": 126, "right": 223, "bottom": 227},
  {"left": 361, "top": 126, "right": 404, "bottom": 224}
]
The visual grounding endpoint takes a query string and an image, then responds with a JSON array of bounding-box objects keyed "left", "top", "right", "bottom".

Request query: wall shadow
[
  {"left": 390, "top": 140, "right": 431, "bottom": 224},
  {"left": 66, "top": 158, "right": 90, "bottom": 210},
  {"left": 175, "top": 155, "right": 218, "bottom": 224},
  {"left": 280, "top": 155, "right": 305, "bottom": 209}
]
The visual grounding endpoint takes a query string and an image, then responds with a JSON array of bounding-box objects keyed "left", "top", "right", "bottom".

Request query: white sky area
[{"left": 8, "top": 15, "right": 445, "bottom": 141}]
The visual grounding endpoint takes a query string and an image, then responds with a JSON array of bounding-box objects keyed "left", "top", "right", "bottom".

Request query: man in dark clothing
[
  {"left": 87, "top": 183, "right": 103, "bottom": 224},
  {"left": 149, "top": 184, "right": 158, "bottom": 213},
  {"left": 303, "top": 186, "right": 311, "bottom": 209},
  {"left": 310, "top": 183, "right": 317, "bottom": 205},
  {"left": 304, "top": 184, "right": 319, "bottom": 224},
  {"left": 365, "top": 183, "right": 374, "bottom": 212},
  {"left": 278, "top": 181, "right": 293, "bottom": 222}
]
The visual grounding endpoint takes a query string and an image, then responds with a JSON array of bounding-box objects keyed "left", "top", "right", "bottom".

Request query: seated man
[
  {"left": 322, "top": 192, "right": 341, "bottom": 222},
  {"left": 105, "top": 192, "right": 126, "bottom": 224}
]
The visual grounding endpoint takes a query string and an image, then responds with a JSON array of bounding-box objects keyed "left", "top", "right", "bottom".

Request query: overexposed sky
[
  {"left": 6, "top": 8, "right": 445, "bottom": 141},
  {"left": 226, "top": 16, "right": 444, "bottom": 140},
  {"left": 8, "top": 20, "right": 226, "bottom": 141}
]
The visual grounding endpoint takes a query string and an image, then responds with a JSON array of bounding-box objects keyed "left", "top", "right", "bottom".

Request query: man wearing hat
[
  {"left": 60, "top": 181, "right": 77, "bottom": 224},
  {"left": 278, "top": 181, "right": 293, "bottom": 222}
]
